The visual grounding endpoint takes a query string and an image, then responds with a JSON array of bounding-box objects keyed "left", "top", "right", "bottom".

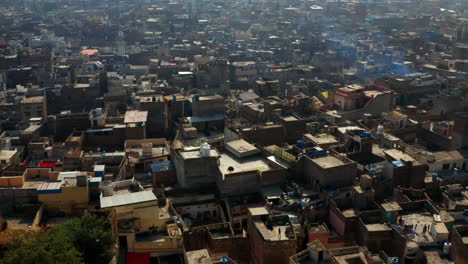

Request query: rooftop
[
  {"left": 225, "top": 139, "right": 260, "bottom": 158},
  {"left": 432, "top": 150, "right": 464, "bottom": 164},
  {"left": 365, "top": 224, "right": 392, "bottom": 232},
  {"left": 304, "top": 133, "right": 340, "bottom": 146},
  {"left": 186, "top": 249, "right": 212, "bottom": 264},
  {"left": 0, "top": 150, "right": 18, "bottom": 161},
  {"left": 218, "top": 152, "right": 270, "bottom": 178},
  {"left": 179, "top": 149, "right": 220, "bottom": 159},
  {"left": 100, "top": 190, "right": 157, "bottom": 208},
  {"left": 311, "top": 155, "right": 347, "bottom": 169},
  {"left": 21, "top": 96, "right": 43, "bottom": 104},
  {"left": 124, "top": 110, "right": 148, "bottom": 123},
  {"left": 381, "top": 202, "right": 403, "bottom": 212},
  {"left": 252, "top": 214, "right": 295, "bottom": 241},
  {"left": 384, "top": 149, "right": 415, "bottom": 163}
]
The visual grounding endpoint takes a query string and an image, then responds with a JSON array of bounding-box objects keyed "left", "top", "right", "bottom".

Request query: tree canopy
[
  {"left": 53, "top": 214, "right": 115, "bottom": 264},
  {"left": 0, "top": 214, "right": 115, "bottom": 264},
  {"left": 1, "top": 230, "right": 82, "bottom": 264}
]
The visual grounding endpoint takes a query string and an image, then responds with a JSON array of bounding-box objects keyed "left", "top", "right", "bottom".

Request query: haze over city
[{"left": 0, "top": 0, "right": 468, "bottom": 264}]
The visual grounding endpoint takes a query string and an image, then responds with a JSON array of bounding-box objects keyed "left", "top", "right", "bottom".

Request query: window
[{"left": 443, "top": 164, "right": 450, "bottom": 170}]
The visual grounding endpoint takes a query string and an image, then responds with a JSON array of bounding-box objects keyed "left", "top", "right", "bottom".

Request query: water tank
[
  {"left": 194, "top": 94, "right": 200, "bottom": 101},
  {"left": 131, "top": 92, "right": 136, "bottom": 98},
  {"left": 95, "top": 108, "right": 102, "bottom": 116},
  {"left": 200, "top": 142, "right": 211, "bottom": 157},
  {"left": 258, "top": 104, "right": 263, "bottom": 110},
  {"left": 390, "top": 257, "right": 399, "bottom": 264},
  {"left": 443, "top": 242, "right": 451, "bottom": 255},
  {"left": 376, "top": 125, "right": 384, "bottom": 135},
  {"left": 173, "top": 95, "right": 177, "bottom": 101}
]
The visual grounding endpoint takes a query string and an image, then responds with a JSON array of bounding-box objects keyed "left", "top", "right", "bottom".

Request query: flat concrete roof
[
  {"left": 124, "top": 110, "right": 148, "bottom": 123},
  {"left": 304, "top": 133, "right": 339, "bottom": 145},
  {"left": 248, "top": 207, "right": 269, "bottom": 216},
  {"left": 366, "top": 223, "right": 392, "bottom": 232},
  {"left": 185, "top": 249, "right": 211, "bottom": 264},
  {"left": 281, "top": 115, "right": 299, "bottom": 121},
  {"left": 100, "top": 190, "right": 157, "bottom": 208},
  {"left": 21, "top": 96, "right": 43, "bottom": 104},
  {"left": 311, "top": 155, "right": 346, "bottom": 169},
  {"left": 219, "top": 152, "right": 270, "bottom": 178},
  {"left": 433, "top": 150, "right": 464, "bottom": 164},
  {"left": 226, "top": 139, "right": 260, "bottom": 158},
  {"left": 0, "top": 150, "right": 17, "bottom": 160},
  {"left": 381, "top": 202, "right": 402, "bottom": 212},
  {"left": 253, "top": 217, "right": 293, "bottom": 241},
  {"left": 384, "top": 149, "right": 415, "bottom": 163},
  {"left": 179, "top": 149, "right": 220, "bottom": 159},
  {"left": 401, "top": 213, "right": 439, "bottom": 243}
]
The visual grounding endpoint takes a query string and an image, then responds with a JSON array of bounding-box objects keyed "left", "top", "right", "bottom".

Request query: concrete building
[
  {"left": 323, "top": 85, "right": 395, "bottom": 122},
  {"left": 37, "top": 171, "right": 90, "bottom": 215},
  {"left": 172, "top": 145, "right": 220, "bottom": 189},
  {"left": 125, "top": 138, "right": 170, "bottom": 175},
  {"left": 453, "top": 112, "right": 468, "bottom": 149},
  {"left": 124, "top": 110, "right": 148, "bottom": 140},
  {"left": 217, "top": 139, "right": 287, "bottom": 196},
  {"left": 451, "top": 226, "right": 468, "bottom": 264},
  {"left": 133, "top": 95, "right": 165, "bottom": 137},
  {"left": 0, "top": 149, "right": 20, "bottom": 168},
  {"left": 20, "top": 96, "right": 46, "bottom": 120},
  {"left": 248, "top": 207, "right": 297, "bottom": 264},
  {"left": 102, "top": 190, "right": 183, "bottom": 262},
  {"left": 303, "top": 150, "right": 357, "bottom": 189}
]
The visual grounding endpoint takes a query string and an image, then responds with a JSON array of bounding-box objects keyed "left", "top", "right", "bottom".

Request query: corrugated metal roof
[
  {"left": 38, "top": 182, "right": 62, "bottom": 190},
  {"left": 37, "top": 182, "right": 62, "bottom": 194},
  {"left": 100, "top": 191, "right": 157, "bottom": 208}
]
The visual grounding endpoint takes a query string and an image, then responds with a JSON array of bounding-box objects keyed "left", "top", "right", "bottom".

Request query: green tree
[
  {"left": 53, "top": 214, "right": 115, "bottom": 264},
  {"left": 1, "top": 231, "right": 82, "bottom": 264}
]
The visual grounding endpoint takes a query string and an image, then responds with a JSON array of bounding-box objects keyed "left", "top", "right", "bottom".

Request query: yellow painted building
[
  {"left": 101, "top": 191, "right": 183, "bottom": 256},
  {"left": 37, "top": 171, "right": 90, "bottom": 215}
]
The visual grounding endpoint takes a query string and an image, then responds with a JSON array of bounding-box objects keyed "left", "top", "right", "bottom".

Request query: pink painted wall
[{"left": 329, "top": 209, "right": 345, "bottom": 236}]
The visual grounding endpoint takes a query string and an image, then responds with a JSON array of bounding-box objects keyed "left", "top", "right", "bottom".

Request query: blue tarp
[{"left": 149, "top": 161, "right": 175, "bottom": 173}]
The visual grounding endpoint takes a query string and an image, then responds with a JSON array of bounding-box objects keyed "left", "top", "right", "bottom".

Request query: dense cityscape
[{"left": 0, "top": 0, "right": 468, "bottom": 263}]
